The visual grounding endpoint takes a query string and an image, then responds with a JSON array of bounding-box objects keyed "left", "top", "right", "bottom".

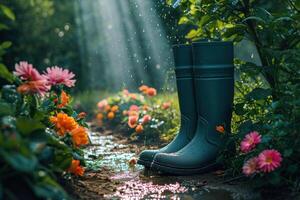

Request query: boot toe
[{"left": 138, "top": 150, "right": 159, "bottom": 167}]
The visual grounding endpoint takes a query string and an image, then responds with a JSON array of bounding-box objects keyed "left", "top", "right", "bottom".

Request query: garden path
[{"left": 67, "top": 128, "right": 260, "bottom": 200}]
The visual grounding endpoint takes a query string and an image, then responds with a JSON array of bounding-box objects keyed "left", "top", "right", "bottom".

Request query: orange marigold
[
  {"left": 68, "top": 159, "right": 84, "bottom": 176},
  {"left": 216, "top": 125, "right": 225, "bottom": 134},
  {"left": 135, "top": 124, "right": 144, "bottom": 133},
  {"left": 71, "top": 126, "right": 89, "bottom": 147},
  {"left": 107, "top": 112, "right": 115, "bottom": 120},
  {"left": 49, "top": 113, "right": 77, "bottom": 136},
  {"left": 139, "top": 85, "right": 149, "bottom": 93},
  {"left": 57, "top": 91, "right": 70, "bottom": 108},
  {"left": 104, "top": 105, "right": 111, "bottom": 112},
  {"left": 96, "top": 113, "right": 104, "bottom": 120},
  {"left": 111, "top": 105, "right": 119, "bottom": 112}
]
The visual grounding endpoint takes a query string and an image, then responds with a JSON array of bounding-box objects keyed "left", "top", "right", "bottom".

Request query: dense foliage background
[{"left": 169, "top": 0, "right": 300, "bottom": 188}]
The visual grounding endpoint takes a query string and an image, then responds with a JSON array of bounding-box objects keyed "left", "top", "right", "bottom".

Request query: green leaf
[
  {"left": 0, "top": 150, "right": 37, "bottom": 172},
  {"left": 242, "top": 16, "right": 265, "bottom": 24},
  {"left": 53, "top": 149, "right": 72, "bottom": 170},
  {"left": 234, "top": 103, "right": 246, "bottom": 115},
  {"left": 0, "top": 64, "right": 14, "bottom": 83},
  {"left": 0, "top": 101, "right": 15, "bottom": 116},
  {"left": 32, "top": 175, "right": 68, "bottom": 199},
  {"left": 246, "top": 88, "right": 272, "bottom": 101},
  {"left": 283, "top": 149, "right": 293, "bottom": 157},
  {"left": 0, "top": 23, "right": 9, "bottom": 30},
  {"left": 0, "top": 5, "right": 15, "bottom": 20},
  {"left": 16, "top": 117, "right": 45, "bottom": 135},
  {"left": 185, "top": 29, "right": 198, "bottom": 39},
  {"left": 0, "top": 41, "right": 12, "bottom": 49}
]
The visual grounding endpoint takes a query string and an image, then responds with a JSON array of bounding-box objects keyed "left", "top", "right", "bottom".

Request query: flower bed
[
  {"left": 95, "top": 85, "right": 180, "bottom": 144},
  {"left": 0, "top": 62, "right": 89, "bottom": 199}
]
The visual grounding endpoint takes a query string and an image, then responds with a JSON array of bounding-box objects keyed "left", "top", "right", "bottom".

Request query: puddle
[{"left": 83, "top": 131, "right": 258, "bottom": 200}]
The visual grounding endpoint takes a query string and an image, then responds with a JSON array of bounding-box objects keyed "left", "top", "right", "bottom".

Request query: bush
[{"left": 0, "top": 62, "right": 89, "bottom": 199}]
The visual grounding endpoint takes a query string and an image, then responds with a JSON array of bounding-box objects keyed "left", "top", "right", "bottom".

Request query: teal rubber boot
[
  {"left": 151, "top": 41, "right": 234, "bottom": 175},
  {"left": 137, "top": 44, "right": 198, "bottom": 168}
]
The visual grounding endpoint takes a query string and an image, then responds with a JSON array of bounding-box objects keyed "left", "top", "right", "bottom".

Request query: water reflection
[{"left": 84, "top": 131, "right": 257, "bottom": 199}]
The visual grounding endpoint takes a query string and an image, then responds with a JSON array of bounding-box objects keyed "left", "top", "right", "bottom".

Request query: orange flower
[
  {"left": 104, "top": 105, "right": 111, "bottom": 112},
  {"left": 17, "top": 80, "right": 49, "bottom": 95},
  {"left": 68, "top": 159, "right": 84, "bottom": 176},
  {"left": 135, "top": 124, "right": 144, "bottom": 133},
  {"left": 49, "top": 113, "right": 77, "bottom": 136},
  {"left": 128, "top": 115, "right": 139, "bottom": 128},
  {"left": 107, "top": 112, "right": 115, "bottom": 120},
  {"left": 146, "top": 87, "right": 157, "bottom": 97},
  {"left": 128, "top": 157, "right": 137, "bottom": 167},
  {"left": 78, "top": 112, "right": 87, "bottom": 119},
  {"left": 96, "top": 113, "right": 104, "bottom": 120},
  {"left": 111, "top": 105, "right": 119, "bottom": 112},
  {"left": 57, "top": 91, "right": 70, "bottom": 108},
  {"left": 71, "top": 126, "right": 89, "bottom": 147},
  {"left": 139, "top": 85, "right": 149, "bottom": 93},
  {"left": 143, "top": 105, "right": 149, "bottom": 111},
  {"left": 162, "top": 102, "right": 171, "bottom": 110},
  {"left": 129, "top": 93, "right": 137, "bottom": 100},
  {"left": 216, "top": 125, "right": 225, "bottom": 133}
]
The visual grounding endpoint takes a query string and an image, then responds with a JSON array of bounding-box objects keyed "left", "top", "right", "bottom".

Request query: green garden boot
[
  {"left": 151, "top": 41, "right": 234, "bottom": 175},
  {"left": 137, "top": 44, "right": 198, "bottom": 168}
]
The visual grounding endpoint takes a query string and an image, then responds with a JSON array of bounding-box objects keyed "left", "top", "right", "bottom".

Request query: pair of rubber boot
[{"left": 137, "top": 41, "right": 234, "bottom": 175}]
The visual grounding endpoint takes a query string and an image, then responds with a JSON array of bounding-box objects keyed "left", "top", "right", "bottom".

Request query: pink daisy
[
  {"left": 14, "top": 61, "right": 43, "bottom": 81},
  {"left": 257, "top": 149, "right": 282, "bottom": 173},
  {"left": 242, "top": 157, "right": 259, "bottom": 176},
  {"left": 44, "top": 66, "right": 76, "bottom": 87},
  {"left": 240, "top": 131, "right": 262, "bottom": 153}
]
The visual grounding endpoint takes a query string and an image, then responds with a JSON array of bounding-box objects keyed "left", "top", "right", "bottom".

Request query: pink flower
[
  {"left": 142, "top": 114, "right": 151, "bottom": 124},
  {"left": 122, "top": 89, "right": 130, "bottom": 96},
  {"left": 14, "top": 61, "right": 50, "bottom": 95},
  {"left": 129, "top": 105, "right": 139, "bottom": 112},
  {"left": 44, "top": 66, "right": 76, "bottom": 87},
  {"left": 242, "top": 157, "right": 258, "bottom": 176},
  {"left": 240, "top": 131, "right": 262, "bottom": 153},
  {"left": 97, "top": 99, "right": 108, "bottom": 110},
  {"left": 257, "top": 149, "right": 282, "bottom": 173},
  {"left": 162, "top": 102, "right": 171, "bottom": 110},
  {"left": 128, "top": 115, "right": 139, "bottom": 128},
  {"left": 14, "top": 61, "right": 43, "bottom": 81}
]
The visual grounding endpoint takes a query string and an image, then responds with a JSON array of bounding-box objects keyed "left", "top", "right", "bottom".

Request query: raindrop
[{"left": 58, "top": 31, "right": 64, "bottom": 37}]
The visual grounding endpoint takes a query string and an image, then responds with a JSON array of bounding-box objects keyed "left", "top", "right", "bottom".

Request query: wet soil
[{"left": 66, "top": 129, "right": 297, "bottom": 200}]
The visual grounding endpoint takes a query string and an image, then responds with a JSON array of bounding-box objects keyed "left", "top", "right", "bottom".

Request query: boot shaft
[
  {"left": 192, "top": 41, "right": 234, "bottom": 145},
  {"left": 173, "top": 44, "right": 197, "bottom": 140}
]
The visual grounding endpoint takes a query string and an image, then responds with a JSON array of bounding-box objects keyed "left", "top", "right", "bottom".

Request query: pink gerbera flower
[
  {"left": 240, "top": 131, "right": 262, "bottom": 153},
  {"left": 14, "top": 61, "right": 43, "bottom": 81},
  {"left": 257, "top": 149, "right": 282, "bottom": 173},
  {"left": 44, "top": 66, "right": 76, "bottom": 87},
  {"left": 242, "top": 157, "right": 259, "bottom": 176}
]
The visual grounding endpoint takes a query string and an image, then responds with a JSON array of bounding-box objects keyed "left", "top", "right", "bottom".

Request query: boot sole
[
  {"left": 137, "top": 158, "right": 152, "bottom": 168},
  {"left": 151, "top": 161, "right": 219, "bottom": 175}
]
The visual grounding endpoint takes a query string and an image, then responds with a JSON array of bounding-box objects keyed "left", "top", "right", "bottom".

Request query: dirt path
[{"left": 65, "top": 129, "right": 265, "bottom": 200}]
